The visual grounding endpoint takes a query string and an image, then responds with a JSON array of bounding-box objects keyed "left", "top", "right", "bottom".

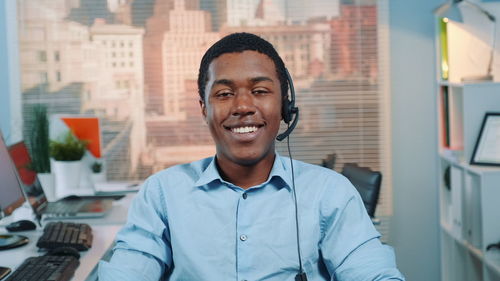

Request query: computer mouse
[
  {"left": 62, "top": 195, "right": 81, "bottom": 201},
  {"left": 46, "top": 246, "right": 81, "bottom": 259},
  {"left": 6, "top": 220, "right": 37, "bottom": 232}
]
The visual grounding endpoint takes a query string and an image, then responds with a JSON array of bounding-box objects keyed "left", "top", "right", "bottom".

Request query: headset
[
  {"left": 276, "top": 69, "right": 299, "bottom": 141},
  {"left": 276, "top": 69, "right": 308, "bottom": 281}
]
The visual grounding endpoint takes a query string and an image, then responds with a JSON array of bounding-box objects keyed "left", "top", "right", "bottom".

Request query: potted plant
[
  {"left": 50, "top": 131, "right": 88, "bottom": 196},
  {"left": 27, "top": 105, "right": 55, "bottom": 200},
  {"left": 90, "top": 160, "right": 106, "bottom": 184}
]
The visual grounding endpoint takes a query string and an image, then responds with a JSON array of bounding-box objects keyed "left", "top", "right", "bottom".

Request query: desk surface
[
  {"left": 0, "top": 225, "right": 120, "bottom": 281},
  {"left": 0, "top": 194, "right": 134, "bottom": 281},
  {"left": 41, "top": 193, "right": 135, "bottom": 226}
]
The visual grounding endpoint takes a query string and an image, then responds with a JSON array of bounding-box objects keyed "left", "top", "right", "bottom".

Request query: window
[
  {"left": 16, "top": 1, "right": 392, "bottom": 235},
  {"left": 54, "top": 51, "right": 60, "bottom": 62},
  {"left": 39, "top": 72, "right": 48, "bottom": 83},
  {"left": 38, "top": 50, "right": 47, "bottom": 62}
]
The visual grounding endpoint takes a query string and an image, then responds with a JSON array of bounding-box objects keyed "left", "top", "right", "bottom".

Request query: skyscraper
[
  {"left": 161, "top": 0, "right": 219, "bottom": 120},
  {"left": 90, "top": 20, "right": 146, "bottom": 170}
]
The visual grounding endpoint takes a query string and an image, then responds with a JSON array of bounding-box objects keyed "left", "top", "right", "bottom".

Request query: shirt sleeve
[
  {"left": 98, "top": 176, "right": 172, "bottom": 281},
  {"left": 319, "top": 176, "right": 405, "bottom": 281}
]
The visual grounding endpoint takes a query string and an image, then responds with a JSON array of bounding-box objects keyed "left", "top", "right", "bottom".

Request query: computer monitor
[
  {"left": 0, "top": 131, "right": 29, "bottom": 250},
  {"left": 7, "top": 141, "right": 47, "bottom": 215},
  {"left": 0, "top": 133, "right": 25, "bottom": 219}
]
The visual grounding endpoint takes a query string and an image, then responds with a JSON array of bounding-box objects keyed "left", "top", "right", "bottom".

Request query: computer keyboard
[
  {"left": 5, "top": 255, "right": 79, "bottom": 281},
  {"left": 37, "top": 222, "right": 93, "bottom": 251}
]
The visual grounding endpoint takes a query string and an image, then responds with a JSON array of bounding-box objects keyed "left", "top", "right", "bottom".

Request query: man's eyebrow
[
  {"left": 212, "top": 76, "right": 274, "bottom": 88},
  {"left": 213, "top": 79, "right": 234, "bottom": 87},
  {"left": 249, "top": 76, "right": 274, "bottom": 84}
]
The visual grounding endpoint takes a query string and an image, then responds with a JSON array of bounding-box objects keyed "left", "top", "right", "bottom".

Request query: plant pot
[
  {"left": 37, "top": 172, "right": 56, "bottom": 202},
  {"left": 53, "top": 160, "right": 82, "bottom": 198},
  {"left": 91, "top": 172, "right": 106, "bottom": 185}
]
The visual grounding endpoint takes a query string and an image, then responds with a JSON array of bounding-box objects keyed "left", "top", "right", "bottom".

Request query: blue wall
[{"left": 389, "top": 0, "right": 440, "bottom": 280}]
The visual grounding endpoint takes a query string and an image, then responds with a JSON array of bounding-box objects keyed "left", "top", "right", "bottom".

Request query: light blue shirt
[{"left": 98, "top": 154, "right": 404, "bottom": 281}]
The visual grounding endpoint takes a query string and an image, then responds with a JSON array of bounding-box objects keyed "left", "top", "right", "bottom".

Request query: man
[{"left": 99, "top": 33, "right": 404, "bottom": 281}]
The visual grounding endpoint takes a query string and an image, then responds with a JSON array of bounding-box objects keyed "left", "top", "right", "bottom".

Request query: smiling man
[{"left": 98, "top": 33, "right": 405, "bottom": 281}]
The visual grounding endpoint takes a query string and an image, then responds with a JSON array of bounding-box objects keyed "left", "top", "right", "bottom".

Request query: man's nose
[{"left": 232, "top": 90, "right": 256, "bottom": 117}]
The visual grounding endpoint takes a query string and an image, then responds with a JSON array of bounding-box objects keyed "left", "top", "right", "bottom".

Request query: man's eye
[
  {"left": 216, "top": 91, "right": 233, "bottom": 97},
  {"left": 252, "top": 89, "right": 269, "bottom": 94}
]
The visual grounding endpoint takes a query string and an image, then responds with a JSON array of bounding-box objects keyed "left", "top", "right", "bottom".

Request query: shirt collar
[{"left": 194, "top": 153, "right": 293, "bottom": 191}]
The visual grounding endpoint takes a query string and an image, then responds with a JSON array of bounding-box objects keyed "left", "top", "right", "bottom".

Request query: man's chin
[{"left": 218, "top": 148, "right": 275, "bottom": 167}]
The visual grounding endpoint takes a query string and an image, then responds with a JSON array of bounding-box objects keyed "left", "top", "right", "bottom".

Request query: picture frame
[{"left": 470, "top": 113, "right": 500, "bottom": 166}]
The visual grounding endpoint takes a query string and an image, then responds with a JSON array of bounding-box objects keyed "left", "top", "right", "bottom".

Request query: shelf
[
  {"left": 440, "top": 152, "right": 500, "bottom": 175},
  {"left": 437, "top": 9, "right": 500, "bottom": 281},
  {"left": 484, "top": 252, "right": 500, "bottom": 277},
  {"left": 438, "top": 81, "right": 500, "bottom": 87},
  {"left": 442, "top": 221, "right": 483, "bottom": 261}
]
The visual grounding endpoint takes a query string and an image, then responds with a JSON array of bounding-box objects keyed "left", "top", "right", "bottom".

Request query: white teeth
[{"left": 232, "top": 126, "right": 258, "bottom": 134}]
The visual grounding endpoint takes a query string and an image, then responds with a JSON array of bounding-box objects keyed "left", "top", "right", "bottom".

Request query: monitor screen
[
  {"left": 0, "top": 133, "right": 25, "bottom": 218},
  {"left": 8, "top": 141, "right": 47, "bottom": 214}
]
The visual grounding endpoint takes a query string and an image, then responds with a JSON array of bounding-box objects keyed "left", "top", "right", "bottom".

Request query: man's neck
[{"left": 216, "top": 153, "right": 276, "bottom": 189}]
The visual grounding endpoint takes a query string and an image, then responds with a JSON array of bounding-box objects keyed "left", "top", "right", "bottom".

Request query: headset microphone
[
  {"left": 276, "top": 69, "right": 299, "bottom": 142},
  {"left": 277, "top": 69, "right": 308, "bottom": 281}
]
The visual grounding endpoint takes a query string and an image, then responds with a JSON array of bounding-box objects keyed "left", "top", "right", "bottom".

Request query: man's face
[{"left": 201, "top": 50, "right": 282, "bottom": 166}]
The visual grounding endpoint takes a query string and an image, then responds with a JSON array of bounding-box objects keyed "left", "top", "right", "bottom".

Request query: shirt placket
[{"left": 235, "top": 190, "right": 251, "bottom": 281}]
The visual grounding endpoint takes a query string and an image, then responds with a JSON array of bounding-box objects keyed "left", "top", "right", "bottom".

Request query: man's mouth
[
  {"left": 224, "top": 124, "right": 265, "bottom": 137},
  {"left": 231, "top": 126, "right": 259, "bottom": 134}
]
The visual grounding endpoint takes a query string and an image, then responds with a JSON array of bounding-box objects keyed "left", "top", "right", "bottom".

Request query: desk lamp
[{"left": 434, "top": 0, "right": 497, "bottom": 81}]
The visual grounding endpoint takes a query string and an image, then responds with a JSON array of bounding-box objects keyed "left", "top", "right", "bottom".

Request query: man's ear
[{"left": 199, "top": 99, "right": 207, "bottom": 121}]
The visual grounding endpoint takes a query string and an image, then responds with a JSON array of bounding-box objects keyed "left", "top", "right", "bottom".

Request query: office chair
[
  {"left": 341, "top": 163, "right": 382, "bottom": 224},
  {"left": 321, "top": 153, "right": 337, "bottom": 170}
]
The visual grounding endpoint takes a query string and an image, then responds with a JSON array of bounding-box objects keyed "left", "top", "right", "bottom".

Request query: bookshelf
[{"left": 437, "top": 14, "right": 500, "bottom": 281}]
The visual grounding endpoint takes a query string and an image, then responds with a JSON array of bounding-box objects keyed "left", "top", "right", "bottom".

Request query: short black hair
[{"left": 197, "top": 32, "right": 288, "bottom": 102}]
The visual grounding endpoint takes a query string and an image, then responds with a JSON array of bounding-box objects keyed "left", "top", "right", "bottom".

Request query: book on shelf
[
  {"left": 450, "top": 166, "right": 463, "bottom": 240},
  {"left": 440, "top": 86, "right": 451, "bottom": 147},
  {"left": 464, "top": 173, "right": 482, "bottom": 249}
]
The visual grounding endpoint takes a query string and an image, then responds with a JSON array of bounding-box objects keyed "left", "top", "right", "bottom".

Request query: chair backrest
[
  {"left": 341, "top": 163, "right": 382, "bottom": 218},
  {"left": 321, "top": 153, "right": 337, "bottom": 170}
]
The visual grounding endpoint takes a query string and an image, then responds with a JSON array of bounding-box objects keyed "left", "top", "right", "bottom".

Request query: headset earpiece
[
  {"left": 277, "top": 69, "right": 299, "bottom": 141},
  {"left": 282, "top": 98, "right": 291, "bottom": 124}
]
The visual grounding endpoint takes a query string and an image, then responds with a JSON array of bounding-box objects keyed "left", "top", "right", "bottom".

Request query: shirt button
[
  {"left": 242, "top": 193, "right": 248, "bottom": 199},
  {"left": 240, "top": 234, "right": 247, "bottom": 241}
]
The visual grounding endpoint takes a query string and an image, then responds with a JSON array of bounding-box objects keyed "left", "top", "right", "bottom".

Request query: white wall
[
  {"left": 389, "top": 0, "right": 441, "bottom": 280},
  {"left": 0, "top": 1, "right": 21, "bottom": 144}
]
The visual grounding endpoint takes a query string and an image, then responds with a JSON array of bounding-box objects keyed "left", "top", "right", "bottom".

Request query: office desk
[
  {"left": 41, "top": 193, "right": 135, "bottom": 226},
  {"left": 0, "top": 194, "right": 135, "bottom": 281}
]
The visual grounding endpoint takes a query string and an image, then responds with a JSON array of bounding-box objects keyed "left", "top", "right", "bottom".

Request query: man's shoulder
[
  {"left": 148, "top": 157, "right": 214, "bottom": 185},
  {"left": 281, "top": 156, "right": 354, "bottom": 196},
  {"left": 283, "top": 156, "right": 344, "bottom": 180}
]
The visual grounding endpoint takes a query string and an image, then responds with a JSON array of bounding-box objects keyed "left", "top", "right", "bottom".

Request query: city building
[
  {"left": 160, "top": 0, "right": 219, "bottom": 120},
  {"left": 142, "top": 0, "right": 174, "bottom": 115},
  {"left": 89, "top": 19, "right": 146, "bottom": 171},
  {"left": 330, "top": 2, "right": 377, "bottom": 82},
  {"left": 222, "top": 22, "right": 331, "bottom": 81}
]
